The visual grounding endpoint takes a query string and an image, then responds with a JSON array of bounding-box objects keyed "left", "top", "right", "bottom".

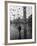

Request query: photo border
[{"left": 5, "top": 1, "right": 36, "bottom": 45}]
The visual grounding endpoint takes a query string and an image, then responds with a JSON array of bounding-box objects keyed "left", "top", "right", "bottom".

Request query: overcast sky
[
  {"left": 26, "top": 6, "right": 32, "bottom": 18},
  {"left": 8, "top": 5, "right": 32, "bottom": 20}
]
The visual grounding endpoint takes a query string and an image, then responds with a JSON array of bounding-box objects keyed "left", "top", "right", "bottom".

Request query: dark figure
[
  {"left": 10, "top": 21, "right": 12, "bottom": 24},
  {"left": 18, "top": 26, "right": 21, "bottom": 39},
  {"left": 18, "top": 26, "right": 21, "bottom": 32}
]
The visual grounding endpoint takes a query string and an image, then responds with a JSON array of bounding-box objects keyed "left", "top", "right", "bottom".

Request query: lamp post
[{"left": 23, "top": 7, "right": 27, "bottom": 39}]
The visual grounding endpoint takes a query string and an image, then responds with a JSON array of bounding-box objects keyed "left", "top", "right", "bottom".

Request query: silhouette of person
[
  {"left": 18, "top": 25, "right": 21, "bottom": 32},
  {"left": 18, "top": 25, "right": 21, "bottom": 39}
]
